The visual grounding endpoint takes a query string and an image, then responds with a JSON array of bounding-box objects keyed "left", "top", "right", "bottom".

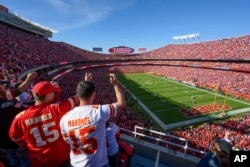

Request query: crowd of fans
[
  {"left": 56, "top": 67, "right": 250, "bottom": 157},
  {"left": 58, "top": 67, "right": 151, "bottom": 131},
  {"left": 149, "top": 65, "right": 250, "bottom": 99},
  {"left": 0, "top": 23, "right": 102, "bottom": 77},
  {"left": 140, "top": 35, "right": 250, "bottom": 60},
  {"left": 1, "top": 20, "right": 250, "bottom": 165},
  {"left": 1, "top": 21, "right": 249, "bottom": 99},
  {"left": 172, "top": 114, "right": 250, "bottom": 155}
]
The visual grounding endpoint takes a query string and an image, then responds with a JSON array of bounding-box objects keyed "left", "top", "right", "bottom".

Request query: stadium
[{"left": 0, "top": 3, "right": 250, "bottom": 167}]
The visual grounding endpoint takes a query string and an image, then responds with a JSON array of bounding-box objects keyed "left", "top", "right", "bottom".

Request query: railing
[{"left": 120, "top": 126, "right": 207, "bottom": 158}]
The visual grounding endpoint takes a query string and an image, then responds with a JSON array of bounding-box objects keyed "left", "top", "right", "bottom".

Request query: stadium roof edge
[{"left": 0, "top": 8, "right": 56, "bottom": 38}]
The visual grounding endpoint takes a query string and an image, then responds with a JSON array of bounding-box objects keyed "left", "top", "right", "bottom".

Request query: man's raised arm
[{"left": 109, "top": 73, "right": 126, "bottom": 112}]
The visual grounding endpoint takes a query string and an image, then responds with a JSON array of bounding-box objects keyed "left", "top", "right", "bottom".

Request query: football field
[{"left": 118, "top": 73, "right": 250, "bottom": 129}]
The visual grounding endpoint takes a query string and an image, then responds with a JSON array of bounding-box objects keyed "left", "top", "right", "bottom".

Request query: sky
[{"left": 1, "top": 0, "right": 250, "bottom": 53}]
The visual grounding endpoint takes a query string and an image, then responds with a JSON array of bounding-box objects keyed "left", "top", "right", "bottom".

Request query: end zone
[{"left": 179, "top": 103, "right": 232, "bottom": 118}]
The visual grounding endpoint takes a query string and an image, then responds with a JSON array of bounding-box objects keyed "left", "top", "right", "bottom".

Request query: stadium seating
[{"left": 1, "top": 21, "right": 250, "bottom": 160}]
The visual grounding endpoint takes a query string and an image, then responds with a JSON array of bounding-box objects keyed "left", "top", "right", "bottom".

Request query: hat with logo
[{"left": 32, "top": 81, "right": 61, "bottom": 96}]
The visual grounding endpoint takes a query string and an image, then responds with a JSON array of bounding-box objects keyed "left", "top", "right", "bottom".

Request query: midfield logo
[{"left": 230, "top": 151, "right": 250, "bottom": 167}]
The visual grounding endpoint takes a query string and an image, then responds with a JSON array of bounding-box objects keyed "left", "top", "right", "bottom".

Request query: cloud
[
  {"left": 44, "top": 0, "right": 136, "bottom": 31},
  {"left": 44, "top": 0, "right": 70, "bottom": 12}
]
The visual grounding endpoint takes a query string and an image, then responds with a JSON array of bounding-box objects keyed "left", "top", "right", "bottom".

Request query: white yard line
[
  {"left": 148, "top": 97, "right": 225, "bottom": 109},
  {"left": 120, "top": 74, "right": 250, "bottom": 130},
  {"left": 148, "top": 74, "right": 250, "bottom": 106},
  {"left": 153, "top": 100, "right": 226, "bottom": 113}
]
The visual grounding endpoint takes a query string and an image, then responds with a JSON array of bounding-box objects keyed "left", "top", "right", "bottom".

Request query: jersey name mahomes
[
  {"left": 68, "top": 117, "right": 91, "bottom": 127},
  {"left": 25, "top": 113, "right": 53, "bottom": 126}
]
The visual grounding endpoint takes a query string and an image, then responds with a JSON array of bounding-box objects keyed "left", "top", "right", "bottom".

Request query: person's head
[
  {"left": 214, "top": 136, "right": 232, "bottom": 167},
  {"left": 76, "top": 81, "right": 95, "bottom": 104},
  {"left": 31, "top": 81, "right": 62, "bottom": 104},
  {"left": 214, "top": 136, "right": 232, "bottom": 154}
]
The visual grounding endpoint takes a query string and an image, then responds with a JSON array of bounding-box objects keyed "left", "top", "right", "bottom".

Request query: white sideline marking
[{"left": 148, "top": 74, "right": 250, "bottom": 106}]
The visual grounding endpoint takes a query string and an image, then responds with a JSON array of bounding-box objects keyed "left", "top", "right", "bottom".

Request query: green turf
[{"left": 118, "top": 73, "right": 250, "bottom": 124}]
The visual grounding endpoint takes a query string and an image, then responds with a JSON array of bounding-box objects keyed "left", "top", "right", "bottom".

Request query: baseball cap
[
  {"left": 32, "top": 81, "right": 61, "bottom": 96},
  {"left": 215, "top": 136, "right": 232, "bottom": 154}
]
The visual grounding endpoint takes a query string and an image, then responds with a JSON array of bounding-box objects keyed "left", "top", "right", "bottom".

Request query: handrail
[{"left": 120, "top": 126, "right": 206, "bottom": 158}]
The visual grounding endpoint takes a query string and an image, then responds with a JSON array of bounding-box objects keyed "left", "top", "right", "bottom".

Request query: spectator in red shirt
[{"left": 9, "top": 80, "right": 79, "bottom": 167}]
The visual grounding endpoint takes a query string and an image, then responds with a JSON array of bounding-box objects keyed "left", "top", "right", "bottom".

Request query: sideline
[
  {"left": 148, "top": 74, "right": 250, "bottom": 106},
  {"left": 120, "top": 74, "right": 250, "bottom": 130}
]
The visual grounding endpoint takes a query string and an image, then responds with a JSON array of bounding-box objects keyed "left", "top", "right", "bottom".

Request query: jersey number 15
[
  {"left": 30, "top": 121, "right": 59, "bottom": 147},
  {"left": 69, "top": 125, "right": 98, "bottom": 155}
]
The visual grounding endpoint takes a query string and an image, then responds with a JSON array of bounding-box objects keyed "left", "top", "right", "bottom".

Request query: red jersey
[{"left": 9, "top": 97, "right": 77, "bottom": 167}]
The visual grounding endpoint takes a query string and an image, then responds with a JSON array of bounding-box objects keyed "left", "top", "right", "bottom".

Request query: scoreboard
[{"left": 109, "top": 46, "right": 134, "bottom": 54}]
